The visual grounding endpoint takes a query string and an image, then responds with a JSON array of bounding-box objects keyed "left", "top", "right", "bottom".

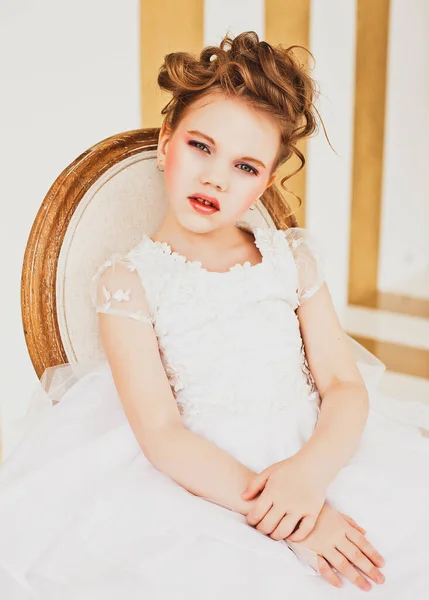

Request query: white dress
[{"left": 1, "top": 222, "right": 429, "bottom": 600}]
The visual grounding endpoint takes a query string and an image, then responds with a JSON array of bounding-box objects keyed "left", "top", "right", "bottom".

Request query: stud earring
[
  {"left": 249, "top": 197, "right": 261, "bottom": 211},
  {"left": 157, "top": 162, "right": 165, "bottom": 172}
]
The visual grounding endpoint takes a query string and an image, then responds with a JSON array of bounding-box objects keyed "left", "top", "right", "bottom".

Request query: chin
[
  {"left": 173, "top": 209, "right": 220, "bottom": 234},
  {"left": 183, "top": 219, "right": 217, "bottom": 235}
]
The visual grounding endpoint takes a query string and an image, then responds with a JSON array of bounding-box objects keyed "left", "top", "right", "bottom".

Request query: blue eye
[
  {"left": 188, "top": 140, "right": 258, "bottom": 175},
  {"left": 238, "top": 164, "right": 258, "bottom": 175},
  {"left": 189, "top": 140, "right": 209, "bottom": 152}
]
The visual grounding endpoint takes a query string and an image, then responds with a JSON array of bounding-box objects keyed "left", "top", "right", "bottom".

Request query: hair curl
[{"left": 157, "top": 31, "right": 333, "bottom": 228}]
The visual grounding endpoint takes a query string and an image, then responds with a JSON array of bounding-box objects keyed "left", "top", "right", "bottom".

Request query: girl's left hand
[{"left": 242, "top": 454, "right": 327, "bottom": 542}]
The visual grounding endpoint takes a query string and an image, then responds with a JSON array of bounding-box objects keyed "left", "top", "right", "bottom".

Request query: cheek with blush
[
  {"left": 163, "top": 143, "right": 180, "bottom": 190},
  {"left": 163, "top": 140, "right": 197, "bottom": 197}
]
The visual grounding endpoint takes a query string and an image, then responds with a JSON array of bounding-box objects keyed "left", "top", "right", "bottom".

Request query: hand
[
  {"left": 242, "top": 454, "right": 326, "bottom": 542},
  {"left": 294, "top": 503, "right": 386, "bottom": 592}
]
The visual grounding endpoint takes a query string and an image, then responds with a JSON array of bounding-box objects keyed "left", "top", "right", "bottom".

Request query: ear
[{"left": 157, "top": 121, "right": 172, "bottom": 164}]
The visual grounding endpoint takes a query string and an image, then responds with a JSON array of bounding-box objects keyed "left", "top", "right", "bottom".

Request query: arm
[
  {"left": 296, "top": 281, "right": 369, "bottom": 485},
  {"left": 144, "top": 425, "right": 256, "bottom": 515},
  {"left": 92, "top": 256, "right": 256, "bottom": 516},
  {"left": 241, "top": 231, "right": 370, "bottom": 542}
]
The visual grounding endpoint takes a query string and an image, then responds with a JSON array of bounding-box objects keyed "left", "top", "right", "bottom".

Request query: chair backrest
[{"left": 21, "top": 128, "right": 294, "bottom": 379}]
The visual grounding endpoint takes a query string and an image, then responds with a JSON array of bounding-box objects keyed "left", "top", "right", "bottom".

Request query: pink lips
[
  {"left": 189, "top": 198, "right": 219, "bottom": 215},
  {"left": 189, "top": 194, "right": 220, "bottom": 211}
]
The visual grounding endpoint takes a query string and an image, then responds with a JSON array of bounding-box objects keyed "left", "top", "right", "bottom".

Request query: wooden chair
[
  {"left": 18, "top": 129, "right": 423, "bottom": 448},
  {"left": 21, "top": 128, "right": 296, "bottom": 382}
]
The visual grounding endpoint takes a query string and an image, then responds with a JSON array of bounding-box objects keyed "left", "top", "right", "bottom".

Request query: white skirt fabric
[{"left": 1, "top": 358, "right": 429, "bottom": 600}]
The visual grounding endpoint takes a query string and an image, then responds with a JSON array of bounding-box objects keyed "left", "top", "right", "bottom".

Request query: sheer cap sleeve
[
  {"left": 90, "top": 253, "right": 154, "bottom": 326},
  {"left": 284, "top": 228, "right": 325, "bottom": 306}
]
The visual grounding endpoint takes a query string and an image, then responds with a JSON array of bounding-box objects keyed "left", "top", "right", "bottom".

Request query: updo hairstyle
[{"left": 157, "top": 31, "right": 332, "bottom": 228}]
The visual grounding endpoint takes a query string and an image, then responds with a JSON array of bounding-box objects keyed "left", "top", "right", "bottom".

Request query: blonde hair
[{"left": 157, "top": 31, "right": 332, "bottom": 228}]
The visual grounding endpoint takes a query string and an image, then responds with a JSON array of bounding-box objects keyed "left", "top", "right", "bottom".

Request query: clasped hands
[{"left": 241, "top": 453, "right": 386, "bottom": 592}]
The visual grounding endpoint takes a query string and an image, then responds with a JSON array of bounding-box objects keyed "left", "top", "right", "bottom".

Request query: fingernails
[{"left": 376, "top": 574, "right": 385, "bottom": 584}]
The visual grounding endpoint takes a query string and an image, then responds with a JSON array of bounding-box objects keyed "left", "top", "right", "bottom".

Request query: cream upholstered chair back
[{"left": 21, "top": 128, "right": 294, "bottom": 380}]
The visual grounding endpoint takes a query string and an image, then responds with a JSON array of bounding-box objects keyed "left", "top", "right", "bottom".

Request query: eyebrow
[{"left": 186, "top": 129, "right": 267, "bottom": 169}]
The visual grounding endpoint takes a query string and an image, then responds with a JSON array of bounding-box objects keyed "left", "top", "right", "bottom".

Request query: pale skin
[{"left": 97, "top": 90, "right": 385, "bottom": 592}]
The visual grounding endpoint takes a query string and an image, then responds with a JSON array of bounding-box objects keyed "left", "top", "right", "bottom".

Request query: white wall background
[
  {"left": 378, "top": 0, "right": 429, "bottom": 298},
  {"left": 0, "top": 0, "right": 140, "bottom": 456},
  {"left": 306, "top": 0, "right": 357, "bottom": 312},
  {"left": 204, "top": 0, "right": 265, "bottom": 44}
]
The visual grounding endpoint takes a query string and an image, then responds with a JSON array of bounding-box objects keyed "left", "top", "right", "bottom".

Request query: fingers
[
  {"left": 316, "top": 556, "right": 343, "bottom": 589},
  {"left": 346, "top": 527, "right": 385, "bottom": 568},
  {"left": 242, "top": 486, "right": 262, "bottom": 500},
  {"left": 246, "top": 496, "right": 274, "bottom": 528},
  {"left": 325, "top": 548, "right": 373, "bottom": 592},
  {"left": 269, "top": 513, "right": 301, "bottom": 540},
  {"left": 337, "top": 538, "right": 385, "bottom": 586},
  {"left": 340, "top": 513, "right": 366, "bottom": 535},
  {"left": 287, "top": 516, "right": 317, "bottom": 542},
  {"left": 247, "top": 499, "right": 301, "bottom": 540},
  {"left": 242, "top": 470, "right": 270, "bottom": 499},
  {"left": 255, "top": 505, "right": 289, "bottom": 537}
]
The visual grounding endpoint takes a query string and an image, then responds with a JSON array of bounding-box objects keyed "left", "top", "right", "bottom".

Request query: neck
[{"left": 151, "top": 209, "right": 248, "bottom": 258}]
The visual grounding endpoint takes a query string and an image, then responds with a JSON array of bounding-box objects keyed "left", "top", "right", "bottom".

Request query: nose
[{"left": 200, "top": 164, "right": 227, "bottom": 192}]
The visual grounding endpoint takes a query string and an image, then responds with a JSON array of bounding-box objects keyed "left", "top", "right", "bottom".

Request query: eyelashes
[{"left": 188, "top": 140, "right": 258, "bottom": 175}]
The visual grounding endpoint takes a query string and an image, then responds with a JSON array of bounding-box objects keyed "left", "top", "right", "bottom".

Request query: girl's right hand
[{"left": 289, "top": 503, "right": 386, "bottom": 592}]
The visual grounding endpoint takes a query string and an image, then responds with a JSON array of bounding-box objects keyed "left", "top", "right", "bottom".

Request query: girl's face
[{"left": 157, "top": 91, "right": 279, "bottom": 234}]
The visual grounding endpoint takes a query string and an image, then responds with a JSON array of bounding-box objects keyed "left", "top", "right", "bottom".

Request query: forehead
[{"left": 179, "top": 92, "right": 280, "bottom": 154}]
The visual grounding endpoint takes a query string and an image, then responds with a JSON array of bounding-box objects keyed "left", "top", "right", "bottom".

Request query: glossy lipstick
[{"left": 188, "top": 194, "right": 220, "bottom": 215}]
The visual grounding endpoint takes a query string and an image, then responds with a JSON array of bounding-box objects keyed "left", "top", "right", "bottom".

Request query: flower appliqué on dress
[
  {"left": 92, "top": 257, "right": 138, "bottom": 312},
  {"left": 99, "top": 286, "right": 131, "bottom": 312}
]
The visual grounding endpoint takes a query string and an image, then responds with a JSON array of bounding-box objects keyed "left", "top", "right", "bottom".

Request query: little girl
[{"left": 1, "top": 31, "right": 429, "bottom": 600}]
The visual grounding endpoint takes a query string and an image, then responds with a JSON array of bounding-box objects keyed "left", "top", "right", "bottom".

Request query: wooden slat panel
[
  {"left": 351, "top": 334, "right": 429, "bottom": 379},
  {"left": 356, "top": 292, "right": 429, "bottom": 319},
  {"left": 265, "top": 0, "right": 311, "bottom": 227},
  {"left": 140, "top": 0, "right": 204, "bottom": 127},
  {"left": 348, "top": 0, "right": 391, "bottom": 304}
]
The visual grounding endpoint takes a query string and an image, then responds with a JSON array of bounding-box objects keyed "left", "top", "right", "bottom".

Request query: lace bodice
[{"left": 91, "top": 222, "right": 324, "bottom": 421}]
